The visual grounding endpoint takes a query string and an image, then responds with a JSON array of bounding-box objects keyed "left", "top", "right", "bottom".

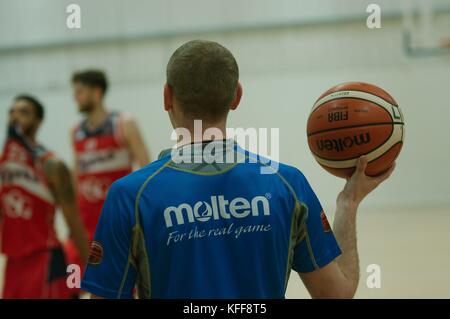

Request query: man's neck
[
  {"left": 10, "top": 125, "right": 37, "bottom": 146},
  {"left": 24, "top": 134, "right": 37, "bottom": 146},
  {"left": 85, "top": 104, "right": 108, "bottom": 130},
  {"left": 174, "top": 120, "right": 228, "bottom": 148}
]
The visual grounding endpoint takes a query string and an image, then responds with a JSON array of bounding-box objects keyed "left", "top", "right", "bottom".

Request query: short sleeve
[
  {"left": 81, "top": 181, "right": 137, "bottom": 298},
  {"left": 292, "top": 174, "right": 341, "bottom": 273}
]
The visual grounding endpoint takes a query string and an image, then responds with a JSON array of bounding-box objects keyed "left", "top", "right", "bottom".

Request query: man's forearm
[
  {"left": 56, "top": 173, "right": 90, "bottom": 262},
  {"left": 333, "top": 193, "right": 360, "bottom": 295},
  {"left": 60, "top": 201, "right": 89, "bottom": 262},
  {"left": 45, "top": 159, "right": 90, "bottom": 262},
  {"left": 300, "top": 157, "right": 395, "bottom": 299}
]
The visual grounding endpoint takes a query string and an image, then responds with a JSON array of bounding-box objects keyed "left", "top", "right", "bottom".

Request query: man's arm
[
  {"left": 299, "top": 156, "right": 395, "bottom": 298},
  {"left": 123, "top": 116, "right": 151, "bottom": 168},
  {"left": 44, "top": 158, "right": 89, "bottom": 262}
]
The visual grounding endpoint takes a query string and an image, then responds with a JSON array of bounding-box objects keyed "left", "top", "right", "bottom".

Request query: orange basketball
[{"left": 307, "top": 82, "right": 405, "bottom": 178}]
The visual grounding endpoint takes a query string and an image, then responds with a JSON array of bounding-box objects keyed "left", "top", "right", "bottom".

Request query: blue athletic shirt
[{"left": 81, "top": 139, "right": 341, "bottom": 298}]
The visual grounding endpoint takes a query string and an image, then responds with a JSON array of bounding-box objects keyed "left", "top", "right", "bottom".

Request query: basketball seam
[
  {"left": 311, "top": 121, "right": 404, "bottom": 168},
  {"left": 312, "top": 89, "right": 398, "bottom": 111},
  {"left": 307, "top": 90, "right": 398, "bottom": 130},
  {"left": 307, "top": 121, "right": 404, "bottom": 137},
  {"left": 310, "top": 123, "right": 398, "bottom": 162},
  {"left": 309, "top": 96, "right": 395, "bottom": 127},
  {"left": 314, "top": 89, "right": 398, "bottom": 107},
  {"left": 319, "top": 141, "right": 403, "bottom": 170}
]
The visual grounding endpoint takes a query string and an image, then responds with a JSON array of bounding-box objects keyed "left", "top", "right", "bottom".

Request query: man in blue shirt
[{"left": 81, "top": 40, "right": 395, "bottom": 299}]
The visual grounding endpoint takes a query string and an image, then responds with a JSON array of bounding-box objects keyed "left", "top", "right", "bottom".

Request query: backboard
[{"left": 402, "top": 0, "right": 450, "bottom": 57}]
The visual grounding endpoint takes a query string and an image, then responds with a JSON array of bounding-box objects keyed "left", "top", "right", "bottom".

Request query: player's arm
[
  {"left": 70, "top": 133, "right": 78, "bottom": 196},
  {"left": 299, "top": 156, "right": 395, "bottom": 298},
  {"left": 123, "top": 116, "right": 151, "bottom": 168},
  {"left": 44, "top": 158, "right": 89, "bottom": 262}
]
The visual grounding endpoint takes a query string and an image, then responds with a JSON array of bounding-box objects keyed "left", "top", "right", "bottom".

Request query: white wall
[
  {"left": 2, "top": 0, "right": 449, "bottom": 49},
  {"left": 1, "top": 2, "right": 450, "bottom": 211}
]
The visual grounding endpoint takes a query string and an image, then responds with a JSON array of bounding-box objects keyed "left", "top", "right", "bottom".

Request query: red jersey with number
[
  {"left": 0, "top": 131, "right": 59, "bottom": 258},
  {"left": 72, "top": 112, "right": 132, "bottom": 239}
]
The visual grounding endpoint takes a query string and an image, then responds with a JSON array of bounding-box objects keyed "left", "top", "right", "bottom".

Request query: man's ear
[
  {"left": 164, "top": 84, "right": 173, "bottom": 112},
  {"left": 230, "top": 82, "right": 242, "bottom": 111}
]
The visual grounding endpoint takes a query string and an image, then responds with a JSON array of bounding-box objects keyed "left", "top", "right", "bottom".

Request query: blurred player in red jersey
[
  {"left": 65, "top": 70, "right": 150, "bottom": 294},
  {"left": 0, "top": 95, "right": 89, "bottom": 299}
]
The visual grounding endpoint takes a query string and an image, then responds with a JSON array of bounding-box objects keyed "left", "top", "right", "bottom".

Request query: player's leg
[
  {"left": 0, "top": 254, "right": 8, "bottom": 298},
  {"left": 2, "top": 248, "right": 70, "bottom": 299},
  {"left": 2, "top": 251, "right": 47, "bottom": 298}
]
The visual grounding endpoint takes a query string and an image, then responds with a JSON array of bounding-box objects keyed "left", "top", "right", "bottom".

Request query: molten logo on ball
[{"left": 316, "top": 133, "right": 371, "bottom": 152}]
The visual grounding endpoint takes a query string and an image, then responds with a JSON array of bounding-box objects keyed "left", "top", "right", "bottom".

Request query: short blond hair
[{"left": 166, "top": 40, "right": 239, "bottom": 121}]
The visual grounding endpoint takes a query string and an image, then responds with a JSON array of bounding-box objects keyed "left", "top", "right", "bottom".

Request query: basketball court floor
[{"left": 286, "top": 207, "right": 450, "bottom": 298}]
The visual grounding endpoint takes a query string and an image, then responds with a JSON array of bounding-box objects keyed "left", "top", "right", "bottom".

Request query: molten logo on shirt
[
  {"left": 163, "top": 195, "right": 271, "bottom": 228},
  {"left": 87, "top": 241, "right": 104, "bottom": 265}
]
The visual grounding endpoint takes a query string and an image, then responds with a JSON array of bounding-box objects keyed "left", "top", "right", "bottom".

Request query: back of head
[{"left": 166, "top": 40, "right": 239, "bottom": 122}]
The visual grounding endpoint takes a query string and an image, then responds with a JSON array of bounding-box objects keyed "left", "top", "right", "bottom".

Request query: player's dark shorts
[{"left": 1, "top": 247, "right": 71, "bottom": 299}]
